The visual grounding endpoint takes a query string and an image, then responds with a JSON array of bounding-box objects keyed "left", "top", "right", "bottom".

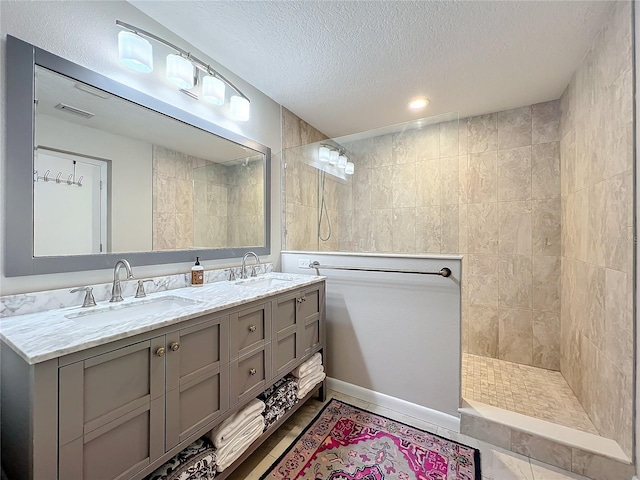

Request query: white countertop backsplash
[{"left": 0, "top": 265, "right": 324, "bottom": 365}]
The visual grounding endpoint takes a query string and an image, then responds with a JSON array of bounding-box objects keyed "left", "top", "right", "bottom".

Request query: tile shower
[{"left": 282, "top": 0, "right": 633, "bottom": 459}]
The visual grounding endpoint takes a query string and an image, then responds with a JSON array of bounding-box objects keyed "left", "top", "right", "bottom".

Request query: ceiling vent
[{"left": 54, "top": 103, "right": 95, "bottom": 119}]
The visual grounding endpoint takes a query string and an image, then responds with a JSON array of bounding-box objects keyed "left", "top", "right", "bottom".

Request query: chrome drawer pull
[
  {"left": 249, "top": 368, "right": 257, "bottom": 375},
  {"left": 169, "top": 342, "right": 180, "bottom": 352},
  {"left": 248, "top": 325, "right": 257, "bottom": 332},
  {"left": 155, "top": 347, "right": 165, "bottom": 357}
]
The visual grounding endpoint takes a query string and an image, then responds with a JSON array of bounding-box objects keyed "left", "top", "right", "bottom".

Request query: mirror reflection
[{"left": 33, "top": 66, "right": 265, "bottom": 257}]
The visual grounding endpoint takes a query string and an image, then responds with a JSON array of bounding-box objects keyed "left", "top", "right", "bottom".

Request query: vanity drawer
[
  {"left": 230, "top": 303, "right": 271, "bottom": 359},
  {"left": 230, "top": 344, "right": 271, "bottom": 406}
]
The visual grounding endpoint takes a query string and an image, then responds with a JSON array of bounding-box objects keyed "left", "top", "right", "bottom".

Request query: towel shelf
[{"left": 310, "top": 261, "right": 451, "bottom": 278}]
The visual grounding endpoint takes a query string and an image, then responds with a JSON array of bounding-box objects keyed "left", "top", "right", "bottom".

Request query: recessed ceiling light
[{"left": 408, "top": 97, "right": 429, "bottom": 110}]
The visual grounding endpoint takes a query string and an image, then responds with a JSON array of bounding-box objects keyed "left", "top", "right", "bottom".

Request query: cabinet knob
[
  {"left": 155, "top": 347, "right": 166, "bottom": 357},
  {"left": 169, "top": 342, "right": 180, "bottom": 352},
  {"left": 248, "top": 325, "right": 257, "bottom": 332},
  {"left": 296, "top": 297, "right": 303, "bottom": 304},
  {"left": 249, "top": 368, "right": 257, "bottom": 375}
]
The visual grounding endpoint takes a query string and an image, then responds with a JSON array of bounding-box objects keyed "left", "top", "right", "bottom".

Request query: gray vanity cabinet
[
  {"left": 272, "top": 284, "right": 324, "bottom": 378},
  {"left": 165, "top": 315, "right": 229, "bottom": 450},
  {"left": 58, "top": 337, "right": 166, "bottom": 480}
]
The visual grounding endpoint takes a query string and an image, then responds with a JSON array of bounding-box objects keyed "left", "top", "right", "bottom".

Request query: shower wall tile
[
  {"left": 498, "top": 308, "right": 533, "bottom": 365},
  {"left": 440, "top": 157, "right": 459, "bottom": 205},
  {"left": 371, "top": 209, "right": 394, "bottom": 253},
  {"left": 440, "top": 204, "right": 459, "bottom": 254},
  {"left": 392, "top": 131, "right": 416, "bottom": 165},
  {"left": 415, "top": 206, "right": 441, "bottom": 254},
  {"left": 532, "top": 198, "right": 561, "bottom": 256},
  {"left": 559, "top": 1, "right": 633, "bottom": 458},
  {"left": 467, "top": 203, "right": 498, "bottom": 254},
  {"left": 497, "top": 146, "right": 532, "bottom": 201},
  {"left": 392, "top": 163, "right": 416, "bottom": 208},
  {"left": 532, "top": 100, "right": 561, "bottom": 144},
  {"left": 532, "top": 255, "right": 560, "bottom": 312},
  {"left": 467, "top": 254, "right": 499, "bottom": 307},
  {"left": 468, "top": 152, "right": 498, "bottom": 203},
  {"left": 499, "top": 255, "right": 532, "bottom": 310},
  {"left": 532, "top": 311, "right": 560, "bottom": 370},
  {"left": 439, "top": 120, "right": 459, "bottom": 157},
  {"left": 468, "top": 113, "right": 497, "bottom": 153},
  {"left": 371, "top": 165, "right": 393, "bottom": 209},
  {"left": 458, "top": 119, "right": 469, "bottom": 155},
  {"left": 498, "top": 201, "right": 532, "bottom": 255},
  {"left": 458, "top": 203, "right": 468, "bottom": 253},
  {"left": 353, "top": 168, "right": 372, "bottom": 211},
  {"left": 353, "top": 209, "right": 374, "bottom": 252},
  {"left": 416, "top": 159, "right": 441, "bottom": 206},
  {"left": 414, "top": 125, "right": 440, "bottom": 160},
  {"left": 497, "top": 106, "right": 532, "bottom": 149},
  {"left": 469, "top": 305, "right": 499, "bottom": 357},
  {"left": 392, "top": 208, "right": 416, "bottom": 253},
  {"left": 531, "top": 142, "right": 560, "bottom": 200},
  {"left": 458, "top": 155, "right": 469, "bottom": 204}
]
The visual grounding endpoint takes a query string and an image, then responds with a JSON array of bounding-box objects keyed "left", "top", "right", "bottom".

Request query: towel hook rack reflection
[{"left": 309, "top": 261, "right": 451, "bottom": 277}]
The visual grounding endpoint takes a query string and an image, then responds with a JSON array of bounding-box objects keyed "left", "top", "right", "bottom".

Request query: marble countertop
[{"left": 0, "top": 273, "right": 324, "bottom": 365}]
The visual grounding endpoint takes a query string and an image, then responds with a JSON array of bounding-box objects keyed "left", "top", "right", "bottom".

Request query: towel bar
[{"left": 309, "top": 261, "right": 451, "bottom": 277}]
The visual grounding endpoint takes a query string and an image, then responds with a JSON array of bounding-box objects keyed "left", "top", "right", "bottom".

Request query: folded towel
[
  {"left": 297, "top": 371, "right": 326, "bottom": 399},
  {"left": 207, "top": 399, "right": 265, "bottom": 447},
  {"left": 297, "top": 363, "right": 324, "bottom": 380},
  {"left": 297, "top": 365, "right": 324, "bottom": 391},
  {"left": 291, "top": 353, "right": 322, "bottom": 378},
  {"left": 215, "top": 415, "right": 265, "bottom": 472},
  {"left": 260, "top": 377, "right": 299, "bottom": 430}
]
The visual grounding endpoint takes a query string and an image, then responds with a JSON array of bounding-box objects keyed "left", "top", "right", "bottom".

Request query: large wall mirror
[{"left": 5, "top": 36, "right": 271, "bottom": 276}]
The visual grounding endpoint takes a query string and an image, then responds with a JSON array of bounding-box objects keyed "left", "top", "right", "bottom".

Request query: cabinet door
[
  {"left": 230, "top": 343, "right": 271, "bottom": 406},
  {"left": 299, "top": 286, "right": 323, "bottom": 355},
  {"left": 165, "top": 315, "right": 230, "bottom": 449},
  {"left": 230, "top": 303, "right": 271, "bottom": 359},
  {"left": 272, "top": 291, "right": 301, "bottom": 378},
  {"left": 58, "top": 337, "right": 165, "bottom": 480}
]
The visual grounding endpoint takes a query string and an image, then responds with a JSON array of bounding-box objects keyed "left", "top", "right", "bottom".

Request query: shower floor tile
[{"left": 462, "top": 353, "right": 599, "bottom": 435}]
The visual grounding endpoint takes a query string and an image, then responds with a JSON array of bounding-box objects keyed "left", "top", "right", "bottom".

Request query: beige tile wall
[
  {"left": 282, "top": 105, "right": 561, "bottom": 370},
  {"left": 153, "top": 146, "right": 263, "bottom": 250},
  {"left": 559, "top": 0, "right": 633, "bottom": 458}
]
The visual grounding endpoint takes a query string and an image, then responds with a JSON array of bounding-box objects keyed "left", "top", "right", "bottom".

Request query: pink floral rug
[{"left": 261, "top": 399, "right": 481, "bottom": 480}]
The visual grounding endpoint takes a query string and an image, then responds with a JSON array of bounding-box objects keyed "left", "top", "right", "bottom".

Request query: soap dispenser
[{"left": 191, "top": 257, "right": 204, "bottom": 287}]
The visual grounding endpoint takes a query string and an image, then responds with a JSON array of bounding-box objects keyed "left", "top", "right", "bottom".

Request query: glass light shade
[
  {"left": 118, "top": 31, "right": 153, "bottom": 73},
  {"left": 329, "top": 149, "right": 339, "bottom": 166},
  {"left": 202, "top": 76, "right": 225, "bottom": 105},
  {"left": 230, "top": 95, "right": 250, "bottom": 121},
  {"left": 345, "top": 162, "right": 355, "bottom": 175},
  {"left": 319, "top": 146, "right": 330, "bottom": 163},
  {"left": 338, "top": 153, "right": 348, "bottom": 169},
  {"left": 166, "top": 54, "right": 194, "bottom": 89}
]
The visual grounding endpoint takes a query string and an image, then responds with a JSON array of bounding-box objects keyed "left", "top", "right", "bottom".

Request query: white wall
[
  {"left": 37, "top": 114, "right": 153, "bottom": 253},
  {"left": 0, "top": 1, "right": 282, "bottom": 295},
  {"left": 282, "top": 252, "right": 462, "bottom": 420}
]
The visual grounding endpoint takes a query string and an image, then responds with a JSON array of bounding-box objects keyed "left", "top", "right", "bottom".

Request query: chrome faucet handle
[
  {"left": 250, "top": 265, "right": 258, "bottom": 277},
  {"left": 135, "top": 279, "right": 153, "bottom": 298},
  {"left": 70, "top": 286, "right": 97, "bottom": 307},
  {"left": 228, "top": 269, "right": 237, "bottom": 281}
]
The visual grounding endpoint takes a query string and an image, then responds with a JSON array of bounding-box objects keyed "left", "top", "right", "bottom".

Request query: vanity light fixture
[
  {"left": 337, "top": 152, "right": 348, "bottom": 169},
  {"left": 116, "top": 20, "right": 251, "bottom": 121},
  {"left": 328, "top": 149, "right": 339, "bottom": 166},
  {"left": 166, "top": 54, "right": 195, "bottom": 89},
  {"left": 345, "top": 162, "right": 355, "bottom": 175},
  {"left": 118, "top": 31, "right": 153, "bottom": 73},
  {"left": 319, "top": 145, "right": 331, "bottom": 163}
]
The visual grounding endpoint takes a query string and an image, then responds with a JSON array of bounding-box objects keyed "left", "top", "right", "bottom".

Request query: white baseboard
[{"left": 326, "top": 377, "right": 460, "bottom": 432}]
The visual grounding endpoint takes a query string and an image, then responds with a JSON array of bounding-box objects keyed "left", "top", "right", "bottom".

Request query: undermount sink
[
  {"left": 65, "top": 296, "right": 200, "bottom": 327},
  {"left": 235, "top": 274, "right": 294, "bottom": 289}
]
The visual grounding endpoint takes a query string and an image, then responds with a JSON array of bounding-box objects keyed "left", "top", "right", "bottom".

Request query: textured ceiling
[{"left": 130, "top": 1, "right": 613, "bottom": 138}]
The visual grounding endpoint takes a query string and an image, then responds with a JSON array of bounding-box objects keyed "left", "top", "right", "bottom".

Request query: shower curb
[{"left": 460, "top": 399, "right": 635, "bottom": 480}]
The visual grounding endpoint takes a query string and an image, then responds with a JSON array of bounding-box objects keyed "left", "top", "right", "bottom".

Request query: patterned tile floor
[
  {"left": 462, "top": 354, "right": 599, "bottom": 435},
  {"left": 226, "top": 389, "right": 591, "bottom": 480}
]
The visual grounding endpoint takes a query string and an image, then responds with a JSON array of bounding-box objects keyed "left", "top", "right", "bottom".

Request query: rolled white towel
[
  {"left": 297, "top": 371, "right": 326, "bottom": 399},
  {"left": 216, "top": 415, "right": 265, "bottom": 472},
  {"left": 207, "top": 399, "right": 265, "bottom": 447},
  {"left": 291, "top": 352, "right": 322, "bottom": 378}
]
